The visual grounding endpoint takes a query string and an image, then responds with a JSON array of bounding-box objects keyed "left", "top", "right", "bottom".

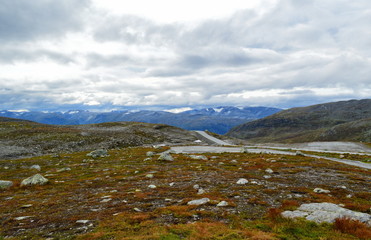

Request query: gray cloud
[
  {"left": 0, "top": 0, "right": 370, "bottom": 110},
  {"left": 0, "top": 0, "right": 90, "bottom": 42}
]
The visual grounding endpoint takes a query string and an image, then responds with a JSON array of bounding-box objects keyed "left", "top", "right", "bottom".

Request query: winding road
[{"left": 171, "top": 131, "right": 371, "bottom": 170}]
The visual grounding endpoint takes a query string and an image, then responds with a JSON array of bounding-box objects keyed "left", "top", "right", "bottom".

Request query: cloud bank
[{"left": 0, "top": 0, "right": 370, "bottom": 110}]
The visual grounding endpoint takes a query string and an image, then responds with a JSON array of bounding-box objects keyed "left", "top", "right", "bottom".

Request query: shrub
[{"left": 334, "top": 217, "right": 371, "bottom": 239}]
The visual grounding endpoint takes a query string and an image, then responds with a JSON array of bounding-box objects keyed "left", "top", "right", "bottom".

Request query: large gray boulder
[
  {"left": 0, "top": 180, "right": 13, "bottom": 189},
  {"left": 282, "top": 202, "right": 371, "bottom": 225},
  {"left": 187, "top": 198, "right": 210, "bottom": 206},
  {"left": 87, "top": 149, "right": 109, "bottom": 158},
  {"left": 158, "top": 152, "right": 174, "bottom": 161},
  {"left": 21, "top": 174, "right": 49, "bottom": 186}
]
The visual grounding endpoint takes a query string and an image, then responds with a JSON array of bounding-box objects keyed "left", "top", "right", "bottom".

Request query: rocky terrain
[
  {"left": 0, "top": 116, "right": 370, "bottom": 239},
  {"left": 0, "top": 117, "right": 198, "bottom": 160},
  {"left": 227, "top": 99, "right": 371, "bottom": 143}
]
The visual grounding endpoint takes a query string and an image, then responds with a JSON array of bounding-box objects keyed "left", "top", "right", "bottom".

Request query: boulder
[
  {"left": 313, "top": 188, "right": 330, "bottom": 194},
  {"left": 0, "top": 180, "right": 13, "bottom": 189},
  {"left": 21, "top": 174, "right": 49, "bottom": 186},
  {"left": 236, "top": 178, "right": 248, "bottom": 185},
  {"left": 189, "top": 155, "right": 208, "bottom": 160},
  {"left": 217, "top": 201, "right": 229, "bottom": 207},
  {"left": 187, "top": 198, "right": 210, "bottom": 206},
  {"left": 282, "top": 202, "right": 371, "bottom": 225},
  {"left": 87, "top": 149, "right": 109, "bottom": 158},
  {"left": 158, "top": 152, "right": 174, "bottom": 161},
  {"left": 30, "top": 165, "right": 41, "bottom": 171},
  {"left": 146, "top": 151, "right": 155, "bottom": 157}
]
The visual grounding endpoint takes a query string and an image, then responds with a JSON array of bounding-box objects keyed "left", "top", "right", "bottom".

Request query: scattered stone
[
  {"left": 148, "top": 184, "right": 157, "bottom": 189},
  {"left": 101, "top": 195, "right": 112, "bottom": 199},
  {"left": 146, "top": 174, "right": 154, "bottom": 178},
  {"left": 187, "top": 198, "right": 210, "bottom": 206},
  {"left": 76, "top": 220, "right": 90, "bottom": 224},
  {"left": 230, "top": 160, "right": 238, "bottom": 163},
  {"left": 14, "top": 216, "right": 32, "bottom": 221},
  {"left": 134, "top": 208, "right": 142, "bottom": 212},
  {"left": 263, "top": 175, "right": 272, "bottom": 179},
  {"left": 57, "top": 167, "right": 71, "bottom": 172},
  {"left": 265, "top": 168, "right": 274, "bottom": 174},
  {"left": 87, "top": 149, "right": 109, "bottom": 158},
  {"left": 236, "top": 178, "right": 248, "bottom": 185},
  {"left": 143, "top": 158, "right": 151, "bottom": 161},
  {"left": 282, "top": 202, "right": 371, "bottom": 225},
  {"left": 193, "top": 184, "right": 200, "bottom": 190},
  {"left": 197, "top": 188, "right": 206, "bottom": 195},
  {"left": 146, "top": 151, "right": 155, "bottom": 157},
  {"left": 21, "top": 174, "right": 49, "bottom": 186},
  {"left": 30, "top": 165, "right": 41, "bottom": 171},
  {"left": 189, "top": 155, "right": 208, "bottom": 160},
  {"left": 4, "top": 166, "right": 9, "bottom": 169},
  {"left": 169, "top": 182, "right": 175, "bottom": 187},
  {"left": 158, "top": 152, "right": 174, "bottom": 161},
  {"left": 339, "top": 154, "right": 345, "bottom": 159},
  {"left": 194, "top": 140, "right": 202, "bottom": 143},
  {"left": 100, "top": 198, "right": 112, "bottom": 203},
  {"left": 346, "top": 194, "right": 352, "bottom": 198},
  {"left": 0, "top": 180, "right": 13, "bottom": 189},
  {"left": 296, "top": 151, "right": 304, "bottom": 156},
  {"left": 165, "top": 198, "right": 172, "bottom": 202},
  {"left": 217, "top": 201, "right": 229, "bottom": 207},
  {"left": 313, "top": 188, "right": 330, "bottom": 194},
  {"left": 21, "top": 204, "right": 33, "bottom": 208}
]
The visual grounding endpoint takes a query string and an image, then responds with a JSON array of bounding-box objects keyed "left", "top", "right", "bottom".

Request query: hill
[
  {"left": 227, "top": 99, "right": 371, "bottom": 143},
  {"left": 0, "top": 117, "right": 198, "bottom": 159},
  {"left": 0, "top": 106, "right": 282, "bottom": 134}
]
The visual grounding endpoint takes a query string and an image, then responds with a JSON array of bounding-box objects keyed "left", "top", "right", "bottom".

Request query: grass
[{"left": 0, "top": 147, "right": 370, "bottom": 239}]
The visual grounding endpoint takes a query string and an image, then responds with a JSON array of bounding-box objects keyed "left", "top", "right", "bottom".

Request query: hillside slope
[
  {"left": 0, "top": 117, "right": 197, "bottom": 159},
  {"left": 227, "top": 99, "right": 371, "bottom": 143}
]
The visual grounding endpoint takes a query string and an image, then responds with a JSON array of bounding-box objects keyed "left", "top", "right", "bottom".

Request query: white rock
[
  {"left": 57, "top": 167, "right": 71, "bottom": 172},
  {"left": 158, "top": 152, "right": 174, "bottom": 161},
  {"left": 76, "top": 220, "right": 90, "bottom": 224},
  {"left": 145, "top": 174, "right": 154, "bottom": 178},
  {"left": 21, "top": 174, "right": 49, "bottom": 186},
  {"left": 14, "top": 216, "right": 32, "bottom": 220},
  {"left": 313, "top": 188, "right": 330, "bottom": 194},
  {"left": 189, "top": 155, "right": 208, "bottom": 160},
  {"left": 146, "top": 151, "right": 155, "bottom": 157},
  {"left": 265, "top": 168, "right": 274, "bottom": 174},
  {"left": 169, "top": 182, "right": 175, "bottom": 186},
  {"left": 21, "top": 204, "right": 33, "bottom": 208},
  {"left": 0, "top": 180, "right": 13, "bottom": 189},
  {"left": 263, "top": 175, "right": 271, "bottom": 179},
  {"left": 197, "top": 188, "right": 206, "bottom": 195},
  {"left": 236, "top": 178, "right": 248, "bottom": 185},
  {"left": 100, "top": 198, "right": 112, "bottom": 203},
  {"left": 187, "top": 198, "right": 210, "bottom": 205},
  {"left": 148, "top": 184, "right": 157, "bottom": 189},
  {"left": 193, "top": 184, "right": 200, "bottom": 189},
  {"left": 134, "top": 208, "right": 142, "bottom": 212},
  {"left": 30, "top": 165, "right": 41, "bottom": 171},
  {"left": 217, "top": 201, "right": 229, "bottom": 207}
]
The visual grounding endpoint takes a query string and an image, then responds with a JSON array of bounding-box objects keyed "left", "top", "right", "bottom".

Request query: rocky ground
[{"left": 0, "top": 146, "right": 370, "bottom": 239}]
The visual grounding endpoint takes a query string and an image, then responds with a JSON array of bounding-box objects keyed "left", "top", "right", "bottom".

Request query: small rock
[
  {"left": 21, "top": 174, "right": 49, "bottom": 186},
  {"left": 296, "top": 151, "right": 304, "bottom": 156},
  {"left": 76, "top": 220, "right": 90, "bottom": 224},
  {"left": 187, "top": 198, "right": 210, "bottom": 206},
  {"left": 339, "top": 154, "right": 345, "bottom": 159},
  {"left": 143, "top": 158, "right": 151, "bottom": 161},
  {"left": 21, "top": 204, "right": 33, "bottom": 208},
  {"left": 158, "top": 152, "right": 174, "bottom": 161},
  {"left": 197, "top": 188, "right": 206, "bottom": 195},
  {"left": 189, "top": 155, "right": 208, "bottom": 160},
  {"left": 134, "top": 208, "right": 142, "bottom": 212},
  {"left": 194, "top": 140, "right": 202, "bottom": 143},
  {"left": 169, "top": 182, "right": 175, "bottom": 187},
  {"left": 236, "top": 178, "right": 248, "bottom": 185},
  {"left": 0, "top": 180, "right": 13, "bottom": 189},
  {"left": 313, "top": 188, "right": 330, "bottom": 194},
  {"left": 346, "top": 194, "right": 352, "bottom": 198},
  {"left": 230, "top": 160, "right": 238, "bottom": 163},
  {"left": 263, "top": 175, "right": 271, "bottom": 179},
  {"left": 193, "top": 184, "right": 200, "bottom": 190},
  {"left": 30, "top": 165, "right": 41, "bottom": 171},
  {"left": 265, "top": 168, "right": 274, "bottom": 174},
  {"left": 148, "top": 184, "right": 157, "bottom": 189},
  {"left": 146, "top": 151, "right": 155, "bottom": 157},
  {"left": 146, "top": 174, "right": 154, "bottom": 178},
  {"left": 217, "top": 201, "right": 229, "bottom": 207},
  {"left": 57, "top": 167, "right": 71, "bottom": 172},
  {"left": 15, "top": 216, "right": 32, "bottom": 221},
  {"left": 240, "top": 147, "right": 249, "bottom": 153},
  {"left": 87, "top": 149, "right": 109, "bottom": 158},
  {"left": 100, "top": 198, "right": 111, "bottom": 203},
  {"left": 165, "top": 198, "right": 172, "bottom": 202}
]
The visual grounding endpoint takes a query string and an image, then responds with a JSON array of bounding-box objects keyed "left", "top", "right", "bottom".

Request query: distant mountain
[
  {"left": 227, "top": 99, "right": 371, "bottom": 143},
  {"left": 0, "top": 106, "right": 281, "bottom": 134}
]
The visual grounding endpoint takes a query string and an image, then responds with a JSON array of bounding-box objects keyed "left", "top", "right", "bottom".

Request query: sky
[{"left": 0, "top": 0, "right": 370, "bottom": 111}]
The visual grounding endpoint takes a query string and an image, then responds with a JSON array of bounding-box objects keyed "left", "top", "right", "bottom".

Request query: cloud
[
  {"left": 0, "top": 0, "right": 90, "bottom": 42},
  {"left": 0, "top": 0, "right": 370, "bottom": 110}
]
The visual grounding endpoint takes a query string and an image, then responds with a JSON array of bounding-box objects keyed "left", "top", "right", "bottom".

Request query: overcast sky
[{"left": 1, "top": 0, "right": 370, "bottom": 111}]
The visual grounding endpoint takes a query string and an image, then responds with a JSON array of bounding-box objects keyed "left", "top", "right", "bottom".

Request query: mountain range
[
  {"left": 227, "top": 99, "right": 371, "bottom": 143},
  {"left": 0, "top": 106, "right": 282, "bottom": 134}
]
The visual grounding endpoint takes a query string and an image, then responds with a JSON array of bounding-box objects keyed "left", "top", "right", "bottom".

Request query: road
[{"left": 173, "top": 131, "right": 371, "bottom": 170}]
